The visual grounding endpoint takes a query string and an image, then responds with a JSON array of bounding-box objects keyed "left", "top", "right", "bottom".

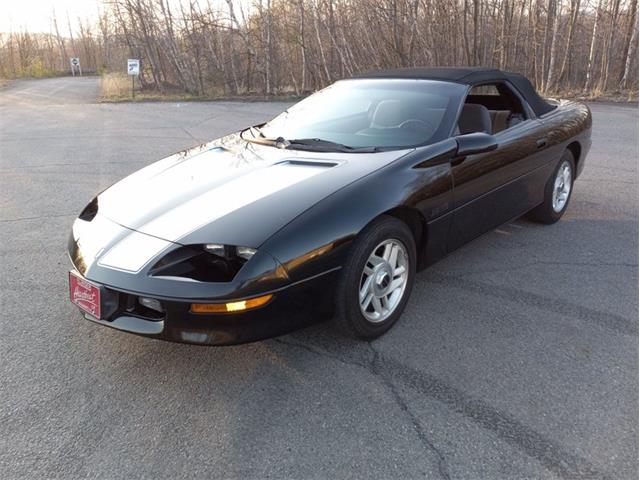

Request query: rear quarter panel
[{"left": 539, "top": 100, "right": 592, "bottom": 177}]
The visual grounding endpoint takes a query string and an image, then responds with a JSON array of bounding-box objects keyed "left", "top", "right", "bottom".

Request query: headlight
[
  {"left": 150, "top": 244, "right": 258, "bottom": 282},
  {"left": 236, "top": 246, "right": 257, "bottom": 260},
  {"left": 205, "top": 244, "right": 257, "bottom": 260},
  {"left": 204, "top": 243, "right": 226, "bottom": 256}
]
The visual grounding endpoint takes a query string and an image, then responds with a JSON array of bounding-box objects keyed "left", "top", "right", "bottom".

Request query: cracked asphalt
[{"left": 0, "top": 77, "right": 637, "bottom": 479}]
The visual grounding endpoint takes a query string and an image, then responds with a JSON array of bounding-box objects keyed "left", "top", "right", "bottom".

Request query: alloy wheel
[
  {"left": 552, "top": 160, "right": 572, "bottom": 213},
  {"left": 358, "top": 239, "right": 409, "bottom": 323}
]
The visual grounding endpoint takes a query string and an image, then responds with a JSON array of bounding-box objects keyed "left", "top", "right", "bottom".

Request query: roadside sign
[
  {"left": 127, "top": 59, "right": 140, "bottom": 76},
  {"left": 69, "top": 58, "right": 81, "bottom": 76},
  {"left": 127, "top": 59, "right": 140, "bottom": 99}
]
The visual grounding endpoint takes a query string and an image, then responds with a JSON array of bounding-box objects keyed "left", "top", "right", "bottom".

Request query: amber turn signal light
[{"left": 190, "top": 294, "right": 273, "bottom": 314}]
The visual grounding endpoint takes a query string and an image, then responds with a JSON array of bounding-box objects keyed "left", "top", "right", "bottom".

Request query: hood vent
[{"left": 278, "top": 159, "right": 339, "bottom": 168}]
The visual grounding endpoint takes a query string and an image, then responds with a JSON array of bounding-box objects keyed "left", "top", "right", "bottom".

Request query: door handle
[{"left": 536, "top": 138, "right": 548, "bottom": 149}]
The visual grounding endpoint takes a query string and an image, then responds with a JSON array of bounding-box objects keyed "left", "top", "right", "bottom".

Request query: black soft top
[{"left": 354, "top": 67, "right": 555, "bottom": 116}]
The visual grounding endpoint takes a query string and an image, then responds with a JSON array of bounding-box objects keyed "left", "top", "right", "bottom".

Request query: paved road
[
  {"left": 0, "top": 76, "right": 100, "bottom": 106},
  {"left": 0, "top": 77, "right": 637, "bottom": 479}
]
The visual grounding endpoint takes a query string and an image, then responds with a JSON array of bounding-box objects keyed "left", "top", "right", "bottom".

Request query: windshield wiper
[
  {"left": 241, "top": 130, "right": 379, "bottom": 152},
  {"left": 249, "top": 125, "right": 265, "bottom": 138},
  {"left": 285, "top": 138, "right": 378, "bottom": 153},
  {"left": 242, "top": 126, "right": 289, "bottom": 147}
]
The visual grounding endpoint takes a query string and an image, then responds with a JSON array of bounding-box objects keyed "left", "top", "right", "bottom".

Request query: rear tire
[
  {"left": 528, "top": 150, "right": 575, "bottom": 224},
  {"left": 334, "top": 216, "right": 416, "bottom": 339}
]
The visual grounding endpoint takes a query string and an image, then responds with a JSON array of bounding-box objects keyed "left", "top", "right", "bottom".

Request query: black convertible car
[{"left": 68, "top": 67, "right": 591, "bottom": 345}]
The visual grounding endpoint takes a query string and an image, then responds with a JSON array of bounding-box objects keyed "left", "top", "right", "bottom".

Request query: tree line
[{"left": 0, "top": 0, "right": 637, "bottom": 97}]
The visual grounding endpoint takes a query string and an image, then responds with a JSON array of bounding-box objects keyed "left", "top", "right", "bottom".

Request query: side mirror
[{"left": 455, "top": 132, "right": 498, "bottom": 156}]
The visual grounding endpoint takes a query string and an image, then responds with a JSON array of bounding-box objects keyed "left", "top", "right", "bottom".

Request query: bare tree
[
  {"left": 584, "top": 0, "right": 604, "bottom": 91},
  {"left": 52, "top": 11, "right": 67, "bottom": 72},
  {"left": 620, "top": 0, "right": 638, "bottom": 88},
  {"left": 543, "top": 0, "right": 561, "bottom": 92},
  {"left": 0, "top": 0, "right": 636, "bottom": 97}
]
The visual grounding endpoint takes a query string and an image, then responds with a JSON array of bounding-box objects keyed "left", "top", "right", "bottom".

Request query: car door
[{"left": 448, "top": 82, "right": 552, "bottom": 251}]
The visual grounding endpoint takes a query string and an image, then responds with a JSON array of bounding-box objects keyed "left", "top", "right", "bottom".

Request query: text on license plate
[{"left": 69, "top": 271, "right": 101, "bottom": 319}]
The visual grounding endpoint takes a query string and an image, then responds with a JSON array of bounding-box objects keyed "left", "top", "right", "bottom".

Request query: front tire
[
  {"left": 528, "top": 150, "right": 575, "bottom": 224},
  {"left": 334, "top": 216, "right": 416, "bottom": 339}
]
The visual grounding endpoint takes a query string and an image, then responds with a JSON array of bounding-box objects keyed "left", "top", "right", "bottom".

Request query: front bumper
[{"left": 71, "top": 268, "right": 339, "bottom": 345}]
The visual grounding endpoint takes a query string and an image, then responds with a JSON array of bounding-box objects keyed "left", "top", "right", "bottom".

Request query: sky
[
  {"left": 0, "top": 0, "right": 104, "bottom": 34},
  {"left": 0, "top": 0, "right": 248, "bottom": 35}
]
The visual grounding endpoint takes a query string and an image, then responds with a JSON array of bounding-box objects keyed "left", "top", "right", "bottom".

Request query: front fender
[
  {"left": 68, "top": 214, "right": 290, "bottom": 301},
  {"left": 261, "top": 140, "right": 456, "bottom": 282}
]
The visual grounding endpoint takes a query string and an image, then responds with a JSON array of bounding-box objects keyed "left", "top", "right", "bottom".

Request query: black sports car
[{"left": 68, "top": 67, "right": 592, "bottom": 345}]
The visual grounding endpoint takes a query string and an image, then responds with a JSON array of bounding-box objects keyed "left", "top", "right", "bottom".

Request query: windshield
[{"left": 257, "top": 79, "right": 466, "bottom": 150}]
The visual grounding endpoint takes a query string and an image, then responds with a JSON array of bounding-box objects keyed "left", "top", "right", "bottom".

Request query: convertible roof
[{"left": 353, "top": 67, "right": 556, "bottom": 116}]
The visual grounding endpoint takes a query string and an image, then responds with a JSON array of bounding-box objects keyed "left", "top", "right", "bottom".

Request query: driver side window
[{"left": 458, "top": 82, "right": 530, "bottom": 135}]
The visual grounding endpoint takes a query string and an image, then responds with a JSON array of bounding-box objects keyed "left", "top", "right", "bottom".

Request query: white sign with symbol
[
  {"left": 69, "top": 57, "right": 82, "bottom": 76},
  {"left": 127, "top": 59, "right": 140, "bottom": 76}
]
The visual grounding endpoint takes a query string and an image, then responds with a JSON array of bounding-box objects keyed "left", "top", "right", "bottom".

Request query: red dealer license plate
[{"left": 69, "top": 271, "right": 101, "bottom": 319}]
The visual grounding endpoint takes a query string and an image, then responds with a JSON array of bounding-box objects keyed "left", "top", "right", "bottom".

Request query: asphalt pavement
[{"left": 0, "top": 77, "right": 637, "bottom": 479}]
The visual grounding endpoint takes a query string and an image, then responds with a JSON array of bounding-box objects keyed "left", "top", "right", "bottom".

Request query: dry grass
[
  {"left": 99, "top": 72, "right": 304, "bottom": 103},
  {"left": 100, "top": 72, "right": 636, "bottom": 104},
  {"left": 545, "top": 87, "right": 639, "bottom": 103},
  {"left": 100, "top": 72, "right": 135, "bottom": 100},
  {"left": 100, "top": 72, "right": 213, "bottom": 102}
]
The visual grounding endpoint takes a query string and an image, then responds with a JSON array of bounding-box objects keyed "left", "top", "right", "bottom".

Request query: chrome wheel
[
  {"left": 359, "top": 239, "right": 409, "bottom": 323},
  {"left": 552, "top": 160, "right": 572, "bottom": 213}
]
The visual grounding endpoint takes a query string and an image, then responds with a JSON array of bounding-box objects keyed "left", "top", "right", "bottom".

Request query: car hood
[{"left": 95, "top": 133, "right": 412, "bottom": 249}]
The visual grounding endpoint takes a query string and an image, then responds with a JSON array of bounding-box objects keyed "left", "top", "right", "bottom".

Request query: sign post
[
  {"left": 70, "top": 57, "right": 81, "bottom": 76},
  {"left": 127, "top": 59, "right": 140, "bottom": 99}
]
